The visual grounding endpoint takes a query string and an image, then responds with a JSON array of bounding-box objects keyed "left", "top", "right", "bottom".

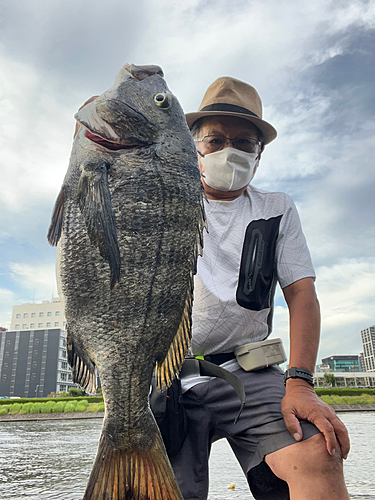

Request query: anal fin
[{"left": 83, "top": 432, "right": 182, "bottom": 500}]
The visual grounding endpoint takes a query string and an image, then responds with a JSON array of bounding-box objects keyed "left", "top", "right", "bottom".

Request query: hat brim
[{"left": 185, "top": 110, "right": 277, "bottom": 145}]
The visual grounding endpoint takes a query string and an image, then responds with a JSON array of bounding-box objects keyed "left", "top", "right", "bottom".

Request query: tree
[
  {"left": 68, "top": 387, "right": 87, "bottom": 397},
  {"left": 324, "top": 372, "right": 336, "bottom": 387}
]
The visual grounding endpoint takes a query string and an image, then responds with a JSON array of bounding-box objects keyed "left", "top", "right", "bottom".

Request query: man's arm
[{"left": 282, "top": 277, "right": 350, "bottom": 459}]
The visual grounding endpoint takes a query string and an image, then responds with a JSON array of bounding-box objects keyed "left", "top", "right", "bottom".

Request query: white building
[
  {"left": 361, "top": 325, "right": 375, "bottom": 372},
  {"left": 314, "top": 371, "right": 375, "bottom": 388},
  {"left": 10, "top": 297, "right": 66, "bottom": 332}
]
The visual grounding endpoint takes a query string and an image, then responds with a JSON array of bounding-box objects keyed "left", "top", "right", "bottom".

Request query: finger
[
  {"left": 330, "top": 415, "right": 350, "bottom": 459},
  {"left": 282, "top": 409, "right": 303, "bottom": 442},
  {"left": 308, "top": 416, "right": 338, "bottom": 456}
]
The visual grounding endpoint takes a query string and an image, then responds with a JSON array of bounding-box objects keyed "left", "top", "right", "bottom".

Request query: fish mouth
[{"left": 84, "top": 128, "right": 151, "bottom": 151}]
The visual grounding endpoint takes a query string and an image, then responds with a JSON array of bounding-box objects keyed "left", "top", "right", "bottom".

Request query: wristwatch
[{"left": 283, "top": 367, "right": 314, "bottom": 386}]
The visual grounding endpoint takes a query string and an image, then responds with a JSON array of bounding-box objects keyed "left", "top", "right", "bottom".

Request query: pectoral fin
[
  {"left": 67, "top": 327, "right": 97, "bottom": 394},
  {"left": 47, "top": 187, "right": 65, "bottom": 246},
  {"left": 78, "top": 162, "right": 121, "bottom": 288}
]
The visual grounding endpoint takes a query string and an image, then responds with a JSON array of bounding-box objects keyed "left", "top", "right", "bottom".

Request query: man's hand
[{"left": 282, "top": 378, "right": 350, "bottom": 459}]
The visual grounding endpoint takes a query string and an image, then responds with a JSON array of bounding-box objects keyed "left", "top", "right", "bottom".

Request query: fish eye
[{"left": 153, "top": 93, "right": 170, "bottom": 109}]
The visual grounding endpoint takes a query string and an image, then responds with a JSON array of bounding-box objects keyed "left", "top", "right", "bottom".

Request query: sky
[{"left": 0, "top": 0, "right": 374, "bottom": 364}]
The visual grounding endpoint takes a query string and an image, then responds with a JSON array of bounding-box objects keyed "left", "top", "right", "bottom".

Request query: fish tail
[{"left": 83, "top": 432, "right": 183, "bottom": 500}]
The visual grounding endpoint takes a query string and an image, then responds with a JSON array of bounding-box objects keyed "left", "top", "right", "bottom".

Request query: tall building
[
  {"left": 321, "top": 355, "right": 360, "bottom": 372},
  {"left": 361, "top": 325, "right": 375, "bottom": 372},
  {"left": 0, "top": 328, "right": 75, "bottom": 397},
  {"left": 359, "top": 353, "right": 366, "bottom": 373},
  {"left": 0, "top": 298, "right": 76, "bottom": 397}
]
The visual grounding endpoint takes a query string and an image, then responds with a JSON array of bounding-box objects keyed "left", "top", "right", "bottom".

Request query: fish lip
[{"left": 82, "top": 127, "right": 153, "bottom": 151}]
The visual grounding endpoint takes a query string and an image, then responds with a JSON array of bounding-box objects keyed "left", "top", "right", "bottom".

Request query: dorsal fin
[{"left": 155, "top": 192, "right": 207, "bottom": 392}]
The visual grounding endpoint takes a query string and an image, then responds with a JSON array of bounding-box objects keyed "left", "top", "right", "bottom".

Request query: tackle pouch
[
  {"left": 234, "top": 338, "right": 287, "bottom": 371},
  {"left": 150, "top": 374, "right": 188, "bottom": 458}
]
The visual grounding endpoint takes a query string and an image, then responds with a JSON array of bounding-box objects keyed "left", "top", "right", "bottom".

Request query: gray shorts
[{"left": 170, "top": 365, "right": 320, "bottom": 500}]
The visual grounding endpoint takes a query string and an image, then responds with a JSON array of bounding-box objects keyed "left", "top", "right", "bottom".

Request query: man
[{"left": 169, "top": 77, "right": 350, "bottom": 500}]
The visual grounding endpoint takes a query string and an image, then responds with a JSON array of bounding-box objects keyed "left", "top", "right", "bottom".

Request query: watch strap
[{"left": 283, "top": 367, "right": 314, "bottom": 386}]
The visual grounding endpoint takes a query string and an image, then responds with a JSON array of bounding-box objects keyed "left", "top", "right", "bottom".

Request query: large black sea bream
[{"left": 47, "top": 64, "right": 206, "bottom": 500}]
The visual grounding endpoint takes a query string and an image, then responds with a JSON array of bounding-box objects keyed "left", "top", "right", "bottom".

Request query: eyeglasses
[{"left": 195, "top": 135, "right": 261, "bottom": 154}]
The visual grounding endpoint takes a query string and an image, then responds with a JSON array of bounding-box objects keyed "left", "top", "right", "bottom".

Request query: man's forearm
[{"left": 283, "top": 277, "right": 320, "bottom": 373}]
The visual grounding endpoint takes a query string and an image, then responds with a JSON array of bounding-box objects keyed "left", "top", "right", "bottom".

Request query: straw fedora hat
[{"left": 185, "top": 77, "right": 277, "bottom": 145}]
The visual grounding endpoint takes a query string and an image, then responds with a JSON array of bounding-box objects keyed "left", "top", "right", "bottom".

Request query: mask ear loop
[{"left": 197, "top": 150, "right": 206, "bottom": 178}]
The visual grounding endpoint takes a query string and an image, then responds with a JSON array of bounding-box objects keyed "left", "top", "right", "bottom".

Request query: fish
[{"left": 47, "top": 64, "right": 206, "bottom": 500}]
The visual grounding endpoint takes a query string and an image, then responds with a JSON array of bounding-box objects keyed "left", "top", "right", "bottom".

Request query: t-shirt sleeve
[{"left": 276, "top": 195, "right": 316, "bottom": 289}]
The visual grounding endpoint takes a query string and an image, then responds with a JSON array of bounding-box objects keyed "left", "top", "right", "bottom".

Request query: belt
[
  {"left": 180, "top": 356, "right": 245, "bottom": 424},
  {"left": 204, "top": 352, "right": 236, "bottom": 365}
]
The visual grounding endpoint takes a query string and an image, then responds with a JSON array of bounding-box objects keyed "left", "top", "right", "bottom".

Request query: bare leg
[{"left": 265, "top": 433, "right": 349, "bottom": 500}]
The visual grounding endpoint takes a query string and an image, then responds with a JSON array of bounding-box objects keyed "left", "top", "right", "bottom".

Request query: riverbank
[
  {"left": 0, "top": 411, "right": 104, "bottom": 422},
  {"left": 333, "top": 404, "right": 375, "bottom": 412},
  {"left": 1, "top": 405, "right": 375, "bottom": 422}
]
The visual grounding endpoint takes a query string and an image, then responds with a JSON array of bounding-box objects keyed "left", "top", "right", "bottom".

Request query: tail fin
[{"left": 83, "top": 431, "right": 183, "bottom": 500}]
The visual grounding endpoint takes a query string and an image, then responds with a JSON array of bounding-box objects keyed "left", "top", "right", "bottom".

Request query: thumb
[{"left": 282, "top": 409, "right": 303, "bottom": 442}]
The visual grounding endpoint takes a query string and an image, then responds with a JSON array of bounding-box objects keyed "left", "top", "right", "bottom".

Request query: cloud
[
  {"left": 0, "top": 0, "right": 374, "bottom": 368},
  {"left": 316, "top": 258, "right": 375, "bottom": 358},
  {"left": 8, "top": 262, "right": 57, "bottom": 301},
  {"left": 0, "top": 288, "right": 15, "bottom": 329},
  {"left": 0, "top": 54, "right": 75, "bottom": 214}
]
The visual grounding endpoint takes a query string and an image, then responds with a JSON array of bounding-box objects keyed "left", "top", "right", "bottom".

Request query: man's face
[{"left": 194, "top": 116, "right": 261, "bottom": 200}]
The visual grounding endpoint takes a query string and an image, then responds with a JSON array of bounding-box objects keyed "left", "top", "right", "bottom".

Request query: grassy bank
[
  {"left": 315, "top": 388, "right": 375, "bottom": 405},
  {"left": 1, "top": 388, "right": 375, "bottom": 416},
  {"left": 0, "top": 399, "right": 104, "bottom": 416},
  {"left": 315, "top": 388, "right": 375, "bottom": 397}
]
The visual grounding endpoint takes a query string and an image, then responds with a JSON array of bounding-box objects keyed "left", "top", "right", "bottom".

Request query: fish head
[{"left": 74, "top": 64, "right": 192, "bottom": 153}]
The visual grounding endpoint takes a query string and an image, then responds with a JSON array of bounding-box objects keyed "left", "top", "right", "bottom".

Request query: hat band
[{"left": 199, "top": 103, "right": 259, "bottom": 118}]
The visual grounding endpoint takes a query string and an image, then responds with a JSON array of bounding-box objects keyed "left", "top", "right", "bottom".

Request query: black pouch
[{"left": 150, "top": 375, "right": 188, "bottom": 457}]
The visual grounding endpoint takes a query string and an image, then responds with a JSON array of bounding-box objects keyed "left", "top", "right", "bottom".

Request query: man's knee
[
  {"left": 266, "top": 432, "right": 343, "bottom": 482},
  {"left": 247, "top": 461, "right": 290, "bottom": 500}
]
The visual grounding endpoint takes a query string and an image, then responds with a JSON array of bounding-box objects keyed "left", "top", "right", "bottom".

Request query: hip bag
[{"left": 234, "top": 337, "right": 287, "bottom": 371}]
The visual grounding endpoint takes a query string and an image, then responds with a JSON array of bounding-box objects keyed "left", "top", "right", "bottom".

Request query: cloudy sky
[{"left": 0, "top": 0, "right": 374, "bottom": 363}]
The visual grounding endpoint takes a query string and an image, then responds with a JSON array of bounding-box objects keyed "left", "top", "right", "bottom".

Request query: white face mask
[{"left": 199, "top": 147, "right": 259, "bottom": 192}]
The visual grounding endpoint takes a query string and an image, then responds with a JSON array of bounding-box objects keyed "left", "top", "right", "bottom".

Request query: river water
[{"left": 0, "top": 412, "right": 373, "bottom": 499}]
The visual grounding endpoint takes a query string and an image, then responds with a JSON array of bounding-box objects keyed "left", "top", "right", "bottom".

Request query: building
[
  {"left": 0, "top": 328, "right": 75, "bottom": 397},
  {"left": 10, "top": 297, "right": 66, "bottom": 331},
  {"left": 359, "top": 353, "right": 366, "bottom": 373},
  {"left": 321, "top": 355, "right": 360, "bottom": 372},
  {"left": 314, "top": 371, "right": 375, "bottom": 388},
  {"left": 361, "top": 325, "right": 375, "bottom": 372},
  {"left": 0, "top": 298, "right": 76, "bottom": 397},
  {"left": 315, "top": 363, "right": 331, "bottom": 373}
]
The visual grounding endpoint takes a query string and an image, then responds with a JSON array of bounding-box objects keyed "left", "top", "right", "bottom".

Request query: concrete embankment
[{"left": 332, "top": 404, "right": 375, "bottom": 412}]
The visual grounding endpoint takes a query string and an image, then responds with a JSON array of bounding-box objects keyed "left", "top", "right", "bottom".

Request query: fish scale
[{"left": 48, "top": 64, "right": 206, "bottom": 500}]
